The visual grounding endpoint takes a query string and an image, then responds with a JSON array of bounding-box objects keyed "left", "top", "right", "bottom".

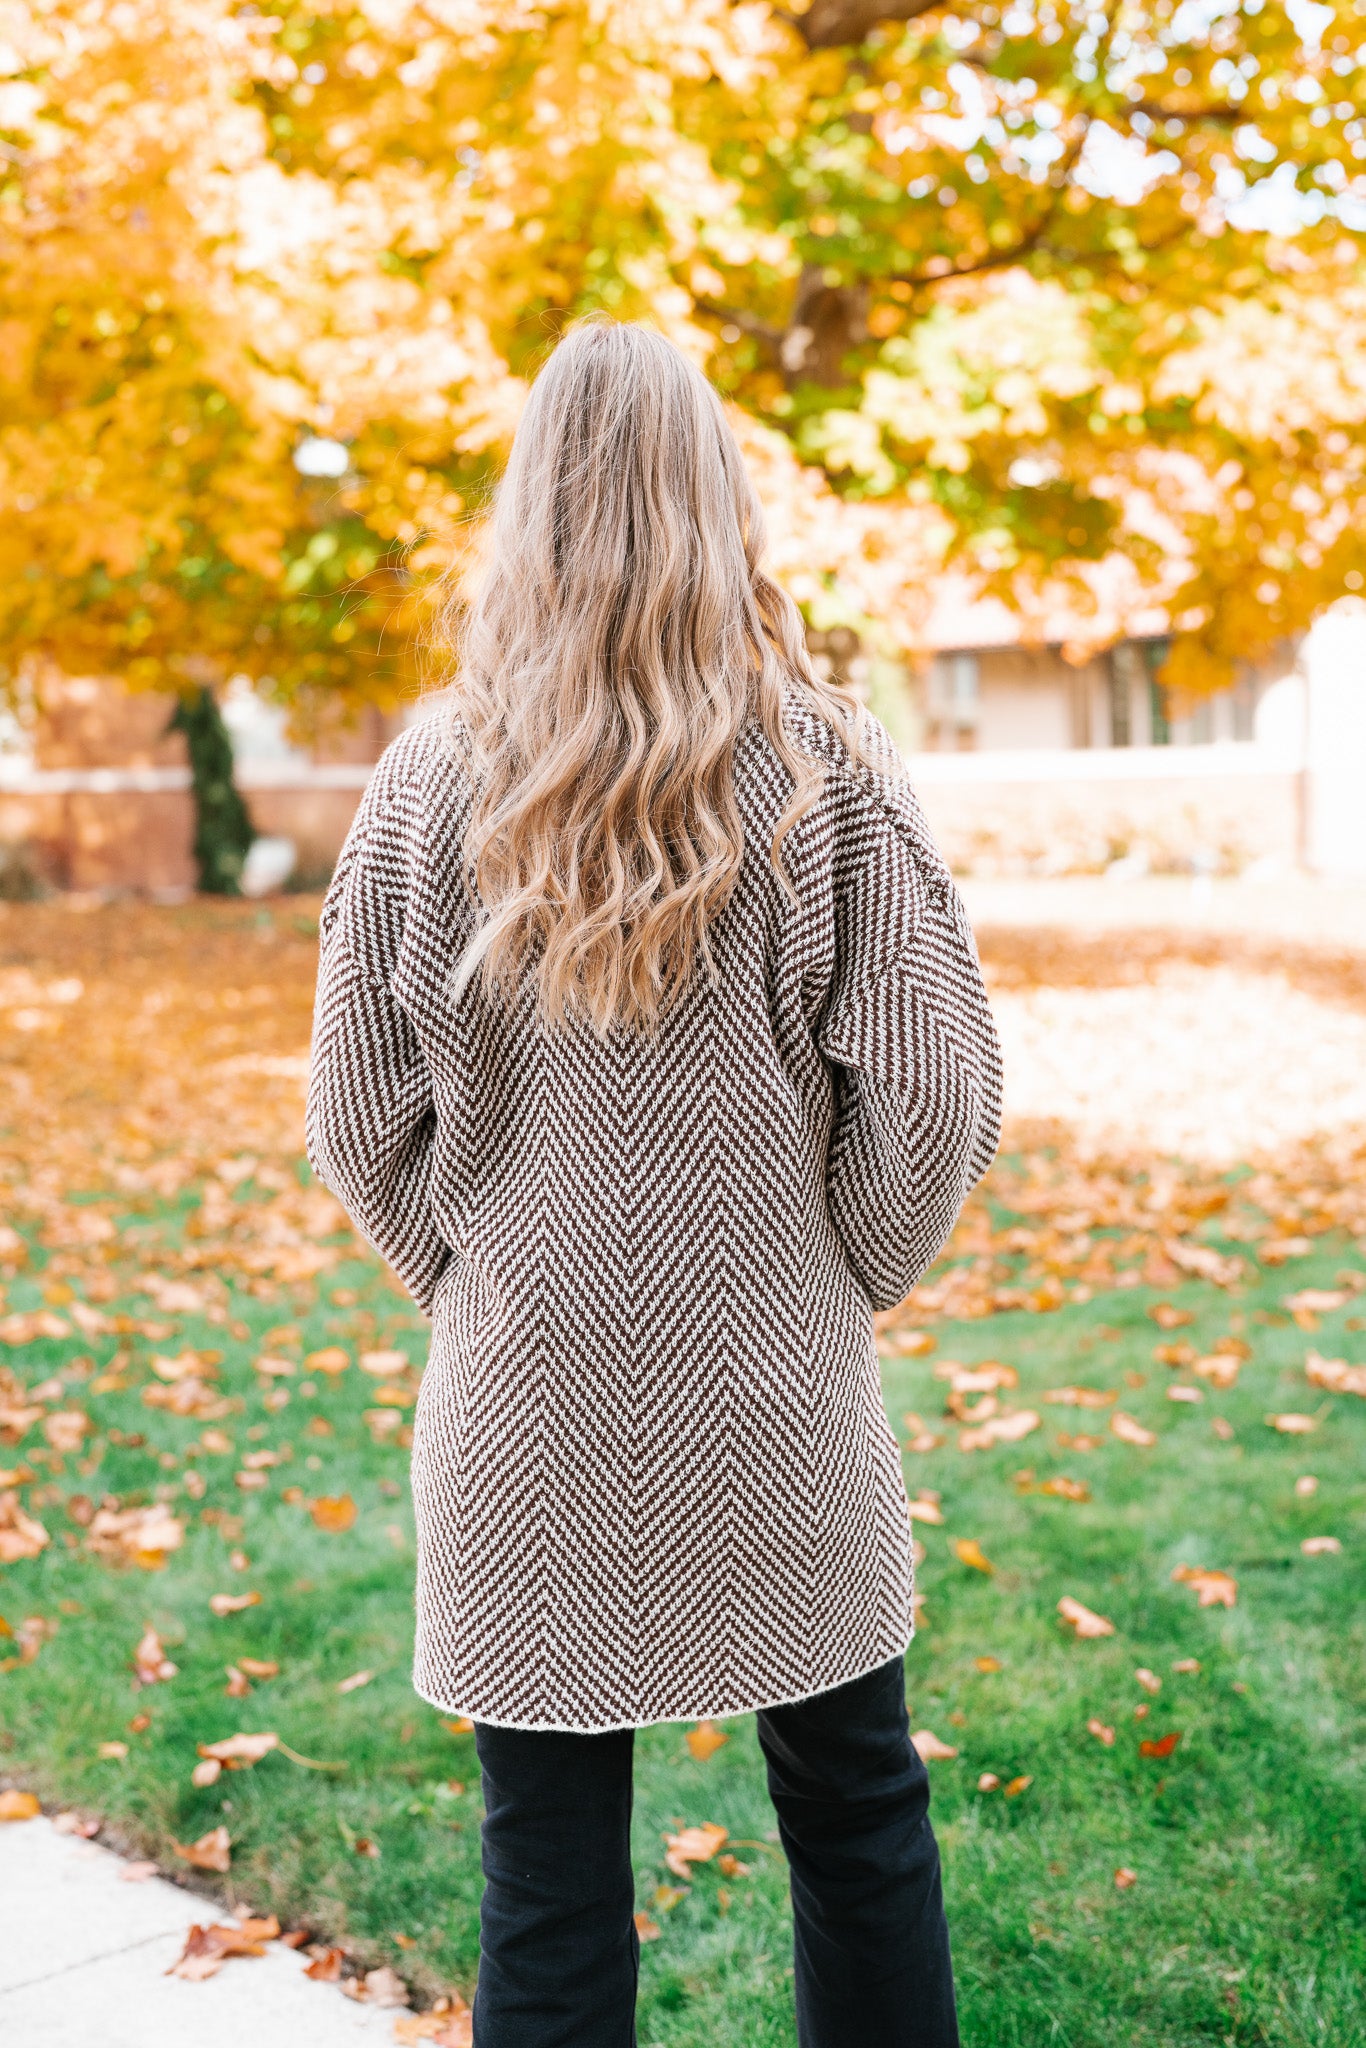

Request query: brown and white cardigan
[{"left": 307, "top": 706, "right": 1002, "bottom": 1731}]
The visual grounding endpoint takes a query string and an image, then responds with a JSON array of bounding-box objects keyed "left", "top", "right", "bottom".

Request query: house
[{"left": 1, "top": 596, "right": 1361, "bottom": 895}]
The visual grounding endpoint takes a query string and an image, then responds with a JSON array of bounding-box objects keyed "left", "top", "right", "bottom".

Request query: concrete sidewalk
[{"left": 0, "top": 1812, "right": 403, "bottom": 2048}]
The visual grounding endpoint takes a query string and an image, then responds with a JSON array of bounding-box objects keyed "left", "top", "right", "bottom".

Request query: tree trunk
[
  {"left": 781, "top": 266, "right": 869, "bottom": 388},
  {"left": 168, "top": 688, "right": 255, "bottom": 895}
]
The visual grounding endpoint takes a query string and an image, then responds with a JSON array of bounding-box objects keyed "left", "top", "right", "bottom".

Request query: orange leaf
[
  {"left": 952, "top": 1537, "right": 994, "bottom": 1574},
  {"left": 1139, "top": 1731, "right": 1182, "bottom": 1759},
  {"left": 663, "top": 1821, "right": 727, "bottom": 1877},
  {"left": 310, "top": 1495, "right": 357, "bottom": 1532},
  {"left": 1114, "top": 1866, "right": 1138, "bottom": 1890},
  {"left": 685, "top": 1721, "right": 729, "bottom": 1761},
  {"left": 1086, "top": 1719, "right": 1115, "bottom": 1746},
  {"left": 1171, "top": 1564, "right": 1237, "bottom": 1608},
  {"left": 910, "top": 1729, "right": 958, "bottom": 1761},
  {"left": 0, "top": 1789, "right": 40, "bottom": 1821},
  {"left": 173, "top": 1825, "right": 232, "bottom": 1872},
  {"left": 1057, "top": 1596, "right": 1115, "bottom": 1638}
]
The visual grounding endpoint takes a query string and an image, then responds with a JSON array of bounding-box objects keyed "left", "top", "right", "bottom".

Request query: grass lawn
[
  {"left": 1, "top": 901, "right": 1364, "bottom": 2045},
  {"left": 2, "top": 1211, "right": 1364, "bottom": 2046}
]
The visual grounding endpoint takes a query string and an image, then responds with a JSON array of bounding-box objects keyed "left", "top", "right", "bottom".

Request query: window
[{"left": 926, "top": 652, "right": 980, "bottom": 750}]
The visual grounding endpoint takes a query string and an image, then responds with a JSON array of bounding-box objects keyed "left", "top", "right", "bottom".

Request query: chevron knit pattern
[{"left": 306, "top": 705, "right": 1003, "bottom": 1732}]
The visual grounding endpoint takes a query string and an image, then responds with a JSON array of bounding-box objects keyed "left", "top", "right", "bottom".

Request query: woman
[{"left": 307, "top": 320, "right": 1002, "bottom": 2048}]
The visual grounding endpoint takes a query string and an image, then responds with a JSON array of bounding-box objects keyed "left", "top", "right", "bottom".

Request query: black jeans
[{"left": 472, "top": 1654, "right": 958, "bottom": 2048}]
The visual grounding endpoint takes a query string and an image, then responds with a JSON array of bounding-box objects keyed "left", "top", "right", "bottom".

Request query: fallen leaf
[
  {"left": 907, "top": 1498, "right": 944, "bottom": 1525},
  {"left": 0, "top": 1493, "right": 50, "bottom": 1563},
  {"left": 87, "top": 1504, "right": 184, "bottom": 1571},
  {"left": 1056, "top": 1432, "right": 1106, "bottom": 1452},
  {"left": 304, "top": 1348, "right": 350, "bottom": 1376},
  {"left": 958, "top": 1409, "right": 1040, "bottom": 1452},
  {"left": 1301, "top": 1536, "right": 1342, "bottom": 1556},
  {"left": 198, "top": 1731, "right": 278, "bottom": 1764},
  {"left": 1135, "top": 1668, "right": 1162, "bottom": 1694},
  {"left": 173, "top": 1825, "right": 232, "bottom": 1872},
  {"left": 975, "top": 1656, "right": 1002, "bottom": 1673},
  {"left": 1304, "top": 1352, "right": 1366, "bottom": 1396},
  {"left": 1266, "top": 1413, "right": 1318, "bottom": 1435},
  {"left": 664, "top": 1821, "right": 728, "bottom": 1877},
  {"left": 133, "top": 1624, "right": 178, "bottom": 1685},
  {"left": 685, "top": 1721, "right": 729, "bottom": 1761},
  {"left": 0, "top": 1310, "right": 70, "bottom": 1343},
  {"left": 901, "top": 1413, "right": 943, "bottom": 1452},
  {"left": 310, "top": 1495, "right": 357, "bottom": 1532},
  {"left": 935, "top": 1360, "right": 1018, "bottom": 1393},
  {"left": 167, "top": 1917, "right": 278, "bottom": 1981},
  {"left": 1211, "top": 1416, "right": 1235, "bottom": 1441},
  {"left": 51, "top": 1811, "right": 100, "bottom": 1835},
  {"left": 1284, "top": 1289, "right": 1349, "bottom": 1316},
  {"left": 1109, "top": 1412, "right": 1157, "bottom": 1448},
  {"left": 394, "top": 2002, "right": 473, "bottom": 2047},
  {"left": 338, "top": 1669, "right": 376, "bottom": 1694},
  {"left": 97, "top": 1741, "right": 129, "bottom": 1760},
  {"left": 1172, "top": 1658, "right": 1201, "bottom": 1673},
  {"left": 128, "top": 1713, "right": 151, "bottom": 1734},
  {"left": 0, "top": 1789, "right": 40, "bottom": 1820},
  {"left": 304, "top": 1948, "right": 345, "bottom": 1980},
  {"left": 881, "top": 1330, "right": 936, "bottom": 1357},
  {"left": 715, "top": 1853, "right": 751, "bottom": 1876},
  {"left": 910, "top": 1729, "right": 958, "bottom": 1761},
  {"left": 1167, "top": 1385, "right": 1203, "bottom": 1403},
  {"left": 1040, "top": 1476, "right": 1090, "bottom": 1501},
  {"left": 1294, "top": 1475, "right": 1319, "bottom": 1497},
  {"left": 1087, "top": 1719, "right": 1115, "bottom": 1746},
  {"left": 352, "top": 1837, "right": 381, "bottom": 1859},
  {"left": 1190, "top": 1355, "right": 1240, "bottom": 1390},
  {"left": 1114, "top": 1866, "right": 1138, "bottom": 1890},
  {"left": 209, "top": 1591, "right": 261, "bottom": 1616},
  {"left": 1149, "top": 1305, "right": 1193, "bottom": 1329},
  {"left": 119, "top": 1860, "right": 159, "bottom": 1882},
  {"left": 1140, "top": 1731, "right": 1183, "bottom": 1760},
  {"left": 1057, "top": 1596, "right": 1115, "bottom": 1639},
  {"left": 1154, "top": 1342, "right": 1197, "bottom": 1367},
  {"left": 634, "top": 1912, "right": 662, "bottom": 1943},
  {"left": 441, "top": 1717, "right": 474, "bottom": 1736},
  {"left": 1042, "top": 1387, "right": 1116, "bottom": 1409},
  {"left": 358, "top": 1350, "right": 408, "bottom": 1378},
  {"left": 952, "top": 1538, "right": 994, "bottom": 1574},
  {"left": 1171, "top": 1564, "right": 1238, "bottom": 1608},
  {"left": 977, "top": 1772, "right": 1000, "bottom": 1791},
  {"left": 1003, "top": 1776, "right": 1033, "bottom": 1797},
  {"left": 192, "top": 1759, "right": 222, "bottom": 1787},
  {"left": 43, "top": 1409, "right": 89, "bottom": 1453},
  {"left": 344, "top": 1966, "right": 408, "bottom": 2007}
]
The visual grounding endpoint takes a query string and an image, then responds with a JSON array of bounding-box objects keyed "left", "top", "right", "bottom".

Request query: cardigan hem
[{"left": 410, "top": 1625, "right": 917, "bottom": 1735}]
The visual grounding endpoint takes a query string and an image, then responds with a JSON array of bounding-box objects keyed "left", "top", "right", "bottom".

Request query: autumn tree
[{"left": 3, "top": 0, "right": 1366, "bottom": 712}]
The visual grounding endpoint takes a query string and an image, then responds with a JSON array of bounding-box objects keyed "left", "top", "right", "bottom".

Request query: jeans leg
[
  {"left": 756, "top": 1656, "right": 959, "bottom": 2048},
  {"left": 472, "top": 1720, "right": 638, "bottom": 2048}
]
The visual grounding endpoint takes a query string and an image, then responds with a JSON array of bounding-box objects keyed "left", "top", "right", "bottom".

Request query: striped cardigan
[{"left": 307, "top": 706, "right": 1002, "bottom": 1730}]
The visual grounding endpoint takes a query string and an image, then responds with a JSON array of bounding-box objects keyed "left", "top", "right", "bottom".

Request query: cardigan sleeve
[
  {"left": 817, "top": 778, "right": 1002, "bottom": 1314},
  {"left": 305, "top": 786, "right": 454, "bottom": 1317}
]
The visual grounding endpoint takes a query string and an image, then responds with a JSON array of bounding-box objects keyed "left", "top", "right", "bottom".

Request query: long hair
[{"left": 445, "top": 319, "right": 864, "bottom": 1034}]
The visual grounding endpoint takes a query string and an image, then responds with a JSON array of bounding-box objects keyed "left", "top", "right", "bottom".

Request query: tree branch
[{"left": 774, "top": 0, "right": 943, "bottom": 51}]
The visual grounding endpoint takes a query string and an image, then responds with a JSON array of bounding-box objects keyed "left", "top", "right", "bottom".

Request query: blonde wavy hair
[{"left": 445, "top": 319, "right": 863, "bottom": 1035}]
